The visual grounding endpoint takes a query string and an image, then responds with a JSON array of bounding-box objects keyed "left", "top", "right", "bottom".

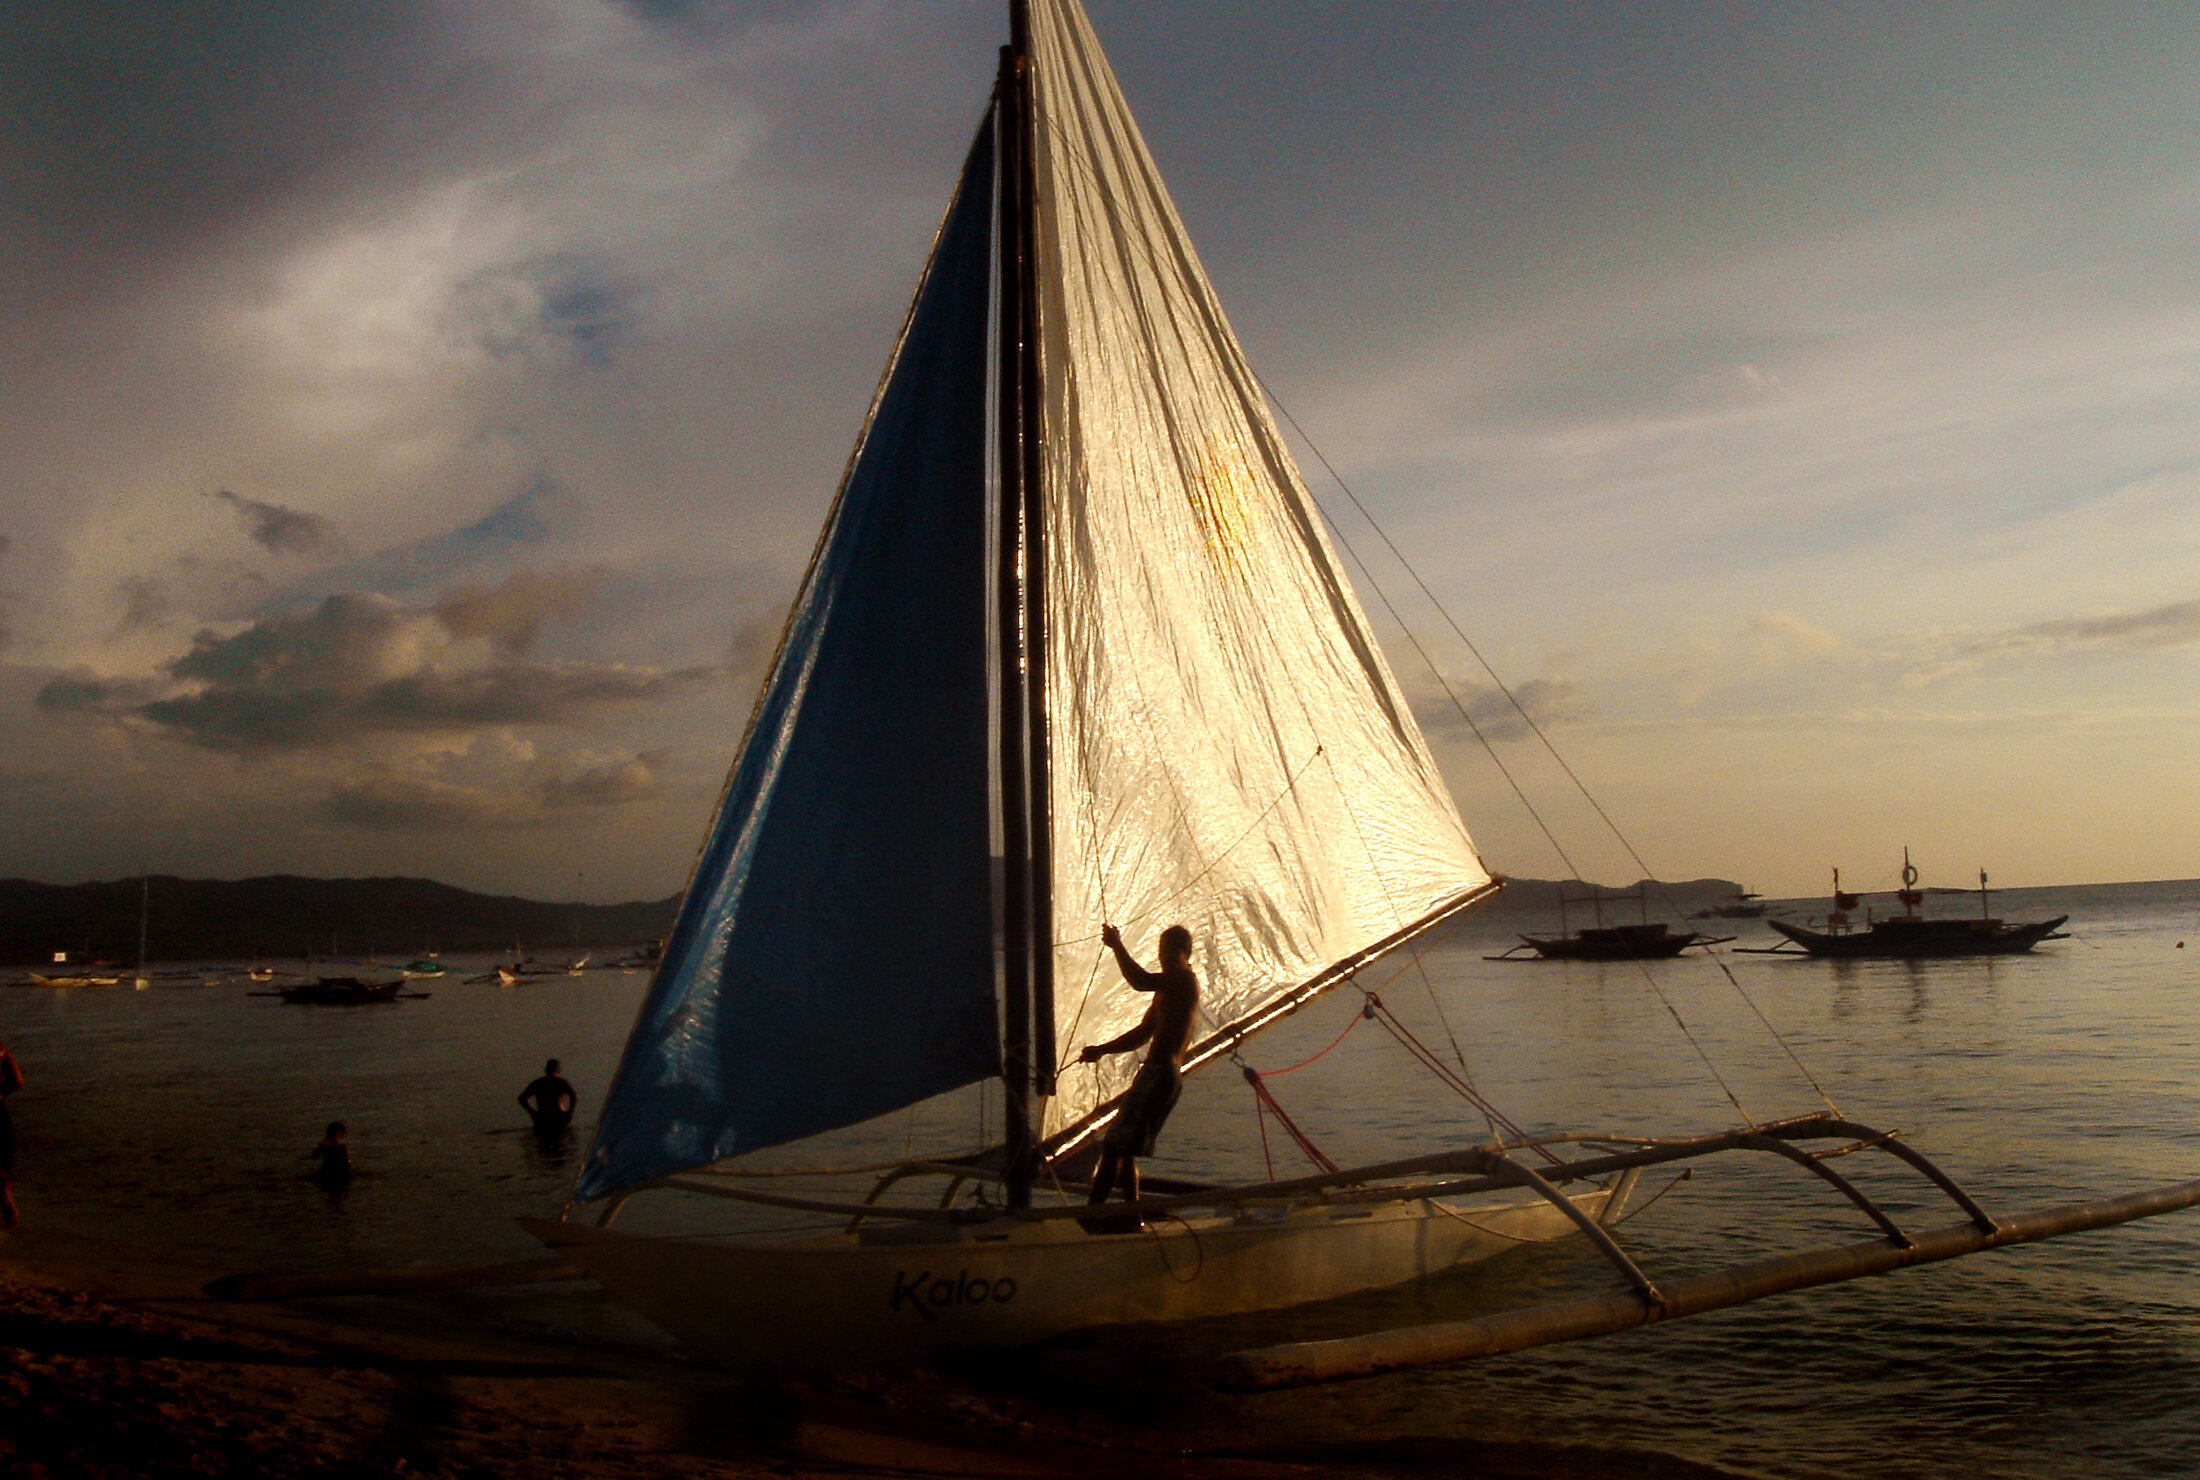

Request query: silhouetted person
[
  {"left": 519, "top": 1059, "right": 577, "bottom": 1134},
  {"left": 1078, "top": 923, "right": 1198, "bottom": 1224},
  {"left": 0, "top": 1040, "right": 22, "bottom": 1228},
  {"left": 309, "top": 1121, "right": 353, "bottom": 1187}
]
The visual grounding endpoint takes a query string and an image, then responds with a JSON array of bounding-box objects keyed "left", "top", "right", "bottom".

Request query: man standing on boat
[{"left": 1078, "top": 923, "right": 1198, "bottom": 1217}]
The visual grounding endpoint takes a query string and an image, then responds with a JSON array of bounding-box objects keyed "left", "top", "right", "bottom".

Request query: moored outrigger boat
[
  {"left": 1741, "top": 854, "right": 2069, "bottom": 959},
  {"left": 1487, "top": 883, "right": 1731, "bottom": 960},
  {"left": 260, "top": 976, "right": 410, "bottom": 1005},
  {"left": 1492, "top": 921, "right": 1730, "bottom": 961},
  {"left": 528, "top": 0, "right": 2200, "bottom": 1383}
]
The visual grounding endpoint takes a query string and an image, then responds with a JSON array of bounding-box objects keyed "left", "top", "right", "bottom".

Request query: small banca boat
[
  {"left": 1753, "top": 856, "right": 2068, "bottom": 959},
  {"left": 1490, "top": 885, "right": 1729, "bottom": 960},
  {"left": 1506, "top": 922, "right": 1725, "bottom": 961},
  {"left": 274, "top": 976, "right": 406, "bottom": 1005},
  {"left": 12, "top": 951, "right": 122, "bottom": 988}
]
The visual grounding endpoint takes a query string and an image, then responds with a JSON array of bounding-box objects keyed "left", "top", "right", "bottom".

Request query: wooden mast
[
  {"left": 1015, "top": 0, "right": 1057, "bottom": 1114},
  {"left": 995, "top": 0, "right": 1046, "bottom": 1207}
]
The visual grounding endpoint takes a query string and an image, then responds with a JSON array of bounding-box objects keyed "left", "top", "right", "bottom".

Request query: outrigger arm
[{"left": 1212, "top": 1157, "right": 2200, "bottom": 1391}]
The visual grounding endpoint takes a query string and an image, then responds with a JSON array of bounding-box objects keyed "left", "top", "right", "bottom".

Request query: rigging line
[
  {"left": 1255, "top": 380, "right": 1808, "bottom": 1126},
  {"left": 1262, "top": 380, "right": 1833, "bottom": 1117},
  {"left": 1246, "top": 1003, "right": 1364, "bottom": 1076},
  {"left": 1026, "top": 97, "right": 1765, "bottom": 1122},
  {"left": 1298, "top": 713, "right": 1477, "bottom": 1084},
  {"left": 1358, "top": 929, "right": 1501, "bottom": 1138},
  {"left": 1305, "top": 449, "right": 1752, "bottom": 1126},
  {"left": 1050, "top": 744, "right": 1327, "bottom": 948},
  {"left": 1314, "top": 461, "right": 1580, "bottom": 884},
  {"left": 1359, "top": 994, "right": 1556, "bottom": 1162}
]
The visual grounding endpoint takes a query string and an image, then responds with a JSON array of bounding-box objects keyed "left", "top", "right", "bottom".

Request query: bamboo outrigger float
[{"left": 1213, "top": 1141, "right": 2200, "bottom": 1389}]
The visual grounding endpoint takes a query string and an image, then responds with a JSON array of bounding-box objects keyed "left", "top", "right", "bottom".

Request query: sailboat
[{"left": 528, "top": 0, "right": 2200, "bottom": 1384}]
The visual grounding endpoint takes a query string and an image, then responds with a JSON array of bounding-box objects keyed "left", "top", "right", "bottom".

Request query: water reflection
[{"left": 524, "top": 1122, "right": 575, "bottom": 1170}]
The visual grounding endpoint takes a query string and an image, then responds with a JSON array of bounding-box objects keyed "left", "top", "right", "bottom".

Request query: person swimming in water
[
  {"left": 517, "top": 1059, "right": 577, "bottom": 1134},
  {"left": 308, "top": 1121, "right": 353, "bottom": 1186}
]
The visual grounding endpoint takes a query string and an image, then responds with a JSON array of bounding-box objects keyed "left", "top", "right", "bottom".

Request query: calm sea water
[{"left": 5, "top": 878, "right": 2197, "bottom": 1477}]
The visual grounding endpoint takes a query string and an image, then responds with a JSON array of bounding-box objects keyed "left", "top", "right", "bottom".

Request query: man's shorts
[{"left": 1102, "top": 1059, "right": 1182, "bottom": 1158}]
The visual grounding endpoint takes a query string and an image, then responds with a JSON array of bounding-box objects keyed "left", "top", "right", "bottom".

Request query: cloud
[
  {"left": 323, "top": 748, "right": 665, "bottom": 831},
  {"left": 446, "top": 255, "right": 636, "bottom": 368},
  {"left": 434, "top": 567, "right": 604, "bottom": 654},
  {"left": 266, "top": 479, "right": 561, "bottom": 610},
  {"left": 324, "top": 773, "right": 521, "bottom": 831},
  {"left": 39, "top": 585, "right": 721, "bottom": 752},
  {"left": 1412, "top": 673, "right": 1591, "bottom": 744},
  {"left": 208, "top": 488, "right": 349, "bottom": 558},
  {"left": 1745, "top": 610, "right": 1844, "bottom": 657},
  {"left": 1953, "top": 599, "right": 2200, "bottom": 661},
  {"left": 1894, "top": 597, "right": 2200, "bottom": 687},
  {"left": 540, "top": 751, "right": 661, "bottom": 809}
]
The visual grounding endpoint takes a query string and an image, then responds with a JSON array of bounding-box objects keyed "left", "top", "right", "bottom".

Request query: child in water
[{"left": 308, "top": 1122, "right": 353, "bottom": 1186}]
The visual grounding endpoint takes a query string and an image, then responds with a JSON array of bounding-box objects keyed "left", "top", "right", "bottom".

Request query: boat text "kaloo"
[{"left": 890, "top": 1269, "right": 1018, "bottom": 1322}]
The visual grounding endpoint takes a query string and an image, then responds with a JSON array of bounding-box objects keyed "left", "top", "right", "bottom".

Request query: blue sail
[{"left": 576, "top": 118, "right": 999, "bottom": 1202}]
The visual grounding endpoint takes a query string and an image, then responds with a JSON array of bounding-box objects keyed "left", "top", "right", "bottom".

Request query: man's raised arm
[{"left": 1100, "top": 922, "right": 1161, "bottom": 991}]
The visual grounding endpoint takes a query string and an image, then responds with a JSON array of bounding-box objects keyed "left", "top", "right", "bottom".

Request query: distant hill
[
  {"left": 0, "top": 875, "right": 681, "bottom": 967},
  {"left": 1479, "top": 876, "right": 1751, "bottom": 916},
  {"left": 0, "top": 870, "right": 1759, "bottom": 966}
]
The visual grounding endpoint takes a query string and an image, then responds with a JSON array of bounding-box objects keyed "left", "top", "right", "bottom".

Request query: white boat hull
[{"left": 525, "top": 1184, "right": 1623, "bottom": 1376}]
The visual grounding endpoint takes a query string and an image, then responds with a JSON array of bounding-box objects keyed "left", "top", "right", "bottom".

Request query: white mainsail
[{"left": 1025, "top": 0, "right": 1491, "bottom": 1141}]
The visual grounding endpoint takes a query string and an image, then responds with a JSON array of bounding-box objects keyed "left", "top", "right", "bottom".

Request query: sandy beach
[{"left": 0, "top": 1241, "right": 1745, "bottom": 1480}]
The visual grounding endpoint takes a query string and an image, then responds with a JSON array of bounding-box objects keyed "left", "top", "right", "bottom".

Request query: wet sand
[{"left": 0, "top": 1245, "right": 1741, "bottom": 1479}]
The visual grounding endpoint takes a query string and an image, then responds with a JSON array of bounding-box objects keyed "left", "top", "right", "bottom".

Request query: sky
[{"left": 4, "top": 0, "right": 2199, "bottom": 902}]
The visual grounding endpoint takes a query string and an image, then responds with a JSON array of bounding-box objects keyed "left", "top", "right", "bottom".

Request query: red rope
[
  {"left": 1261, "top": 1001, "right": 1365, "bottom": 1075},
  {"left": 1243, "top": 1067, "right": 1338, "bottom": 1173},
  {"left": 1363, "top": 993, "right": 1563, "bottom": 1165},
  {"left": 1251, "top": 1088, "right": 1276, "bottom": 1179}
]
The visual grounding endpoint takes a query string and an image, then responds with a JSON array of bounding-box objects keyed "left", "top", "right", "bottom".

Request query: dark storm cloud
[
  {"left": 35, "top": 674, "right": 158, "bottom": 718},
  {"left": 208, "top": 488, "right": 349, "bottom": 558},
  {"left": 39, "top": 588, "right": 720, "bottom": 751}
]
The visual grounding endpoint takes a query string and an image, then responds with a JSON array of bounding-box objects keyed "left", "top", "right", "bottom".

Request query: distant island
[
  {"left": 0, "top": 871, "right": 1758, "bottom": 967},
  {"left": 0, "top": 875, "right": 681, "bottom": 967},
  {"left": 1480, "top": 876, "right": 1753, "bottom": 915}
]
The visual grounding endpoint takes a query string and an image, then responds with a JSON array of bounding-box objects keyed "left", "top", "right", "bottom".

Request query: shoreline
[{"left": 0, "top": 1239, "right": 1744, "bottom": 1479}]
